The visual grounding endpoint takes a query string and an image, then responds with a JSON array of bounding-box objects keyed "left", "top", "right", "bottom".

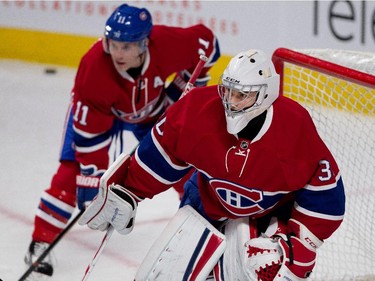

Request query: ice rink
[{"left": 0, "top": 60, "right": 181, "bottom": 281}]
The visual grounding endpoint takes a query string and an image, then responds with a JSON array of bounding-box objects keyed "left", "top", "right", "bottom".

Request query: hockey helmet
[
  {"left": 104, "top": 4, "right": 152, "bottom": 42},
  {"left": 218, "top": 50, "right": 280, "bottom": 134}
]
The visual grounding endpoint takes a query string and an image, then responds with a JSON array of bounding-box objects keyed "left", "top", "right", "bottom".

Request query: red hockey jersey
[
  {"left": 70, "top": 24, "right": 219, "bottom": 170},
  {"left": 125, "top": 85, "right": 345, "bottom": 240}
]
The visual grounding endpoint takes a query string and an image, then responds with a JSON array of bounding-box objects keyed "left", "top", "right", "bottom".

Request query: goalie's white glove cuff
[{"left": 78, "top": 184, "right": 138, "bottom": 235}]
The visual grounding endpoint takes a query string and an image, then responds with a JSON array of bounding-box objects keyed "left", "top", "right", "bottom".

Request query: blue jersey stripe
[
  {"left": 137, "top": 131, "right": 191, "bottom": 183},
  {"left": 296, "top": 177, "right": 345, "bottom": 216}
]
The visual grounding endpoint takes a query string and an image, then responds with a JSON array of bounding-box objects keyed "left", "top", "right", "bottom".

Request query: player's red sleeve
[{"left": 289, "top": 116, "right": 345, "bottom": 240}]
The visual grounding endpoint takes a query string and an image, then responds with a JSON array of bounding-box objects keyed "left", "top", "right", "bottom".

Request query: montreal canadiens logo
[{"left": 210, "top": 179, "right": 264, "bottom": 216}]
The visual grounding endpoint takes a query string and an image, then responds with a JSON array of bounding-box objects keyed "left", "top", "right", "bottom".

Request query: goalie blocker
[{"left": 78, "top": 153, "right": 140, "bottom": 234}]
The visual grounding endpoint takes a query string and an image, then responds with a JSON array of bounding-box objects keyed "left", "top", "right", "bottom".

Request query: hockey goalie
[{"left": 79, "top": 49, "right": 345, "bottom": 280}]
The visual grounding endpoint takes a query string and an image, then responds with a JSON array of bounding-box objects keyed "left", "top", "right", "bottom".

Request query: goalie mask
[
  {"left": 103, "top": 4, "right": 152, "bottom": 53},
  {"left": 218, "top": 50, "right": 280, "bottom": 134}
]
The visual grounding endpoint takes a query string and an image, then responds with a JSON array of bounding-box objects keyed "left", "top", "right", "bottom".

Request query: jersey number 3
[{"left": 318, "top": 160, "right": 332, "bottom": 181}]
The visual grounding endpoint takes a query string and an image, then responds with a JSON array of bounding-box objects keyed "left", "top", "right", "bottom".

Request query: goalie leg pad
[
  {"left": 135, "top": 205, "right": 226, "bottom": 281},
  {"left": 220, "top": 217, "right": 257, "bottom": 280}
]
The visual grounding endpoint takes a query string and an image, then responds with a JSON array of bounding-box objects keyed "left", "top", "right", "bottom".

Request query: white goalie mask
[{"left": 218, "top": 50, "right": 280, "bottom": 134}]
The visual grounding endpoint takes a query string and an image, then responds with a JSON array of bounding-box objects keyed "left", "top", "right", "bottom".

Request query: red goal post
[
  {"left": 272, "top": 48, "right": 375, "bottom": 281},
  {"left": 273, "top": 48, "right": 375, "bottom": 89}
]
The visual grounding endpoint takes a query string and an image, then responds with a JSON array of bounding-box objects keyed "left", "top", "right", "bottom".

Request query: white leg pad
[
  {"left": 135, "top": 205, "right": 226, "bottom": 281},
  {"left": 218, "top": 217, "right": 256, "bottom": 281}
]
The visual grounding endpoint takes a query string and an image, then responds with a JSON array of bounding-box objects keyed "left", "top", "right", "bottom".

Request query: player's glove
[
  {"left": 244, "top": 217, "right": 323, "bottom": 281},
  {"left": 165, "top": 70, "right": 210, "bottom": 103},
  {"left": 78, "top": 153, "right": 141, "bottom": 235},
  {"left": 273, "top": 219, "right": 323, "bottom": 281},
  {"left": 242, "top": 217, "right": 285, "bottom": 281},
  {"left": 244, "top": 235, "right": 283, "bottom": 281},
  {"left": 76, "top": 173, "right": 102, "bottom": 210}
]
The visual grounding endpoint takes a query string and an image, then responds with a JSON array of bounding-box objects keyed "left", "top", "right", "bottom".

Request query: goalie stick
[
  {"left": 81, "top": 225, "right": 114, "bottom": 281},
  {"left": 80, "top": 54, "right": 209, "bottom": 281}
]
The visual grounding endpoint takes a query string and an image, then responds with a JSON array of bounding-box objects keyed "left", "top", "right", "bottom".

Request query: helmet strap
[
  {"left": 102, "top": 37, "right": 110, "bottom": 54},
  {"left": 138, "top": 38, "right": 148, "bottom": 54}
]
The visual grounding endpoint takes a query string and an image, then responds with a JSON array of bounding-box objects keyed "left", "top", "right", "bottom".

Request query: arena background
[{"left": 1, "top": 0, "right": 374, "bottom": 83}]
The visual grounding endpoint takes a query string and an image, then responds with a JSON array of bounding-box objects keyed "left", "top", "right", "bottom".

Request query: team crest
[{"left": 209, "top": 179, "right": 264, "bottom": 216}]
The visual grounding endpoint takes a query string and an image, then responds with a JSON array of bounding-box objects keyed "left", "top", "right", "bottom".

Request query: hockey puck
[{"left": 44, "top": 68, "right": 57, "bottom": 74}]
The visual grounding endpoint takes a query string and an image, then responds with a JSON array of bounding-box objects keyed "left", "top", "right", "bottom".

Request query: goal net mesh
[{"left": 272, "top": 48, "right": 375, "bottom": 281}]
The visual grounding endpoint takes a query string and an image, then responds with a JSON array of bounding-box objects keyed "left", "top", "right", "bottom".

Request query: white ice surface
[{"left": 0, "top": 60, "right": 181, "bottom": 281}]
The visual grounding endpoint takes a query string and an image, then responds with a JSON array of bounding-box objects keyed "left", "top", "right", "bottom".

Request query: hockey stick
[
  {"left": 81, "top": 225, "right": 114, "bottom": 281},
  {"left": 80, "top": 54, "right": 209, "bottom": 281},
  {"left": 181, "top": 54, "right": 209, "bottom": 98},
  {"left": 18, "top": 209, "right": 85, "bottom": 281}
]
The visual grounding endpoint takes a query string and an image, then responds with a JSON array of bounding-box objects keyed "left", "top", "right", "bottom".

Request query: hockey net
[{"left": 272, "top": 48, "right": 375, "bottom": 281}]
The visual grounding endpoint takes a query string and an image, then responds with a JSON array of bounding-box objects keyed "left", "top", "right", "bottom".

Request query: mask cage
[{"left": 218, "top": 76, "right": 267, "bottom": 117}]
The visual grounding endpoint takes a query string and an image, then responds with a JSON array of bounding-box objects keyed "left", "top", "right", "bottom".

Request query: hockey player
[
  {"left": 78, "top": 49, "right": 345, "bottom": 280},
  {"left": 24, "top": 3, "right": 220, "bottom": 277}
]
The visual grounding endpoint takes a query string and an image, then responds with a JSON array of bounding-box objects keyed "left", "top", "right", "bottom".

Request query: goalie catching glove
[
  {"left": 78, "top": 153, "right": 141, "bottom": 235},
  {"left": 242, "top": 217, "right": 323, "bottom": 281}
]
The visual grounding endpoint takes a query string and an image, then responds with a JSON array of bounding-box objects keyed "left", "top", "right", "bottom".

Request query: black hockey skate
[{"left": 24, "top": 241, "right": 54, "bottom": 277}]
